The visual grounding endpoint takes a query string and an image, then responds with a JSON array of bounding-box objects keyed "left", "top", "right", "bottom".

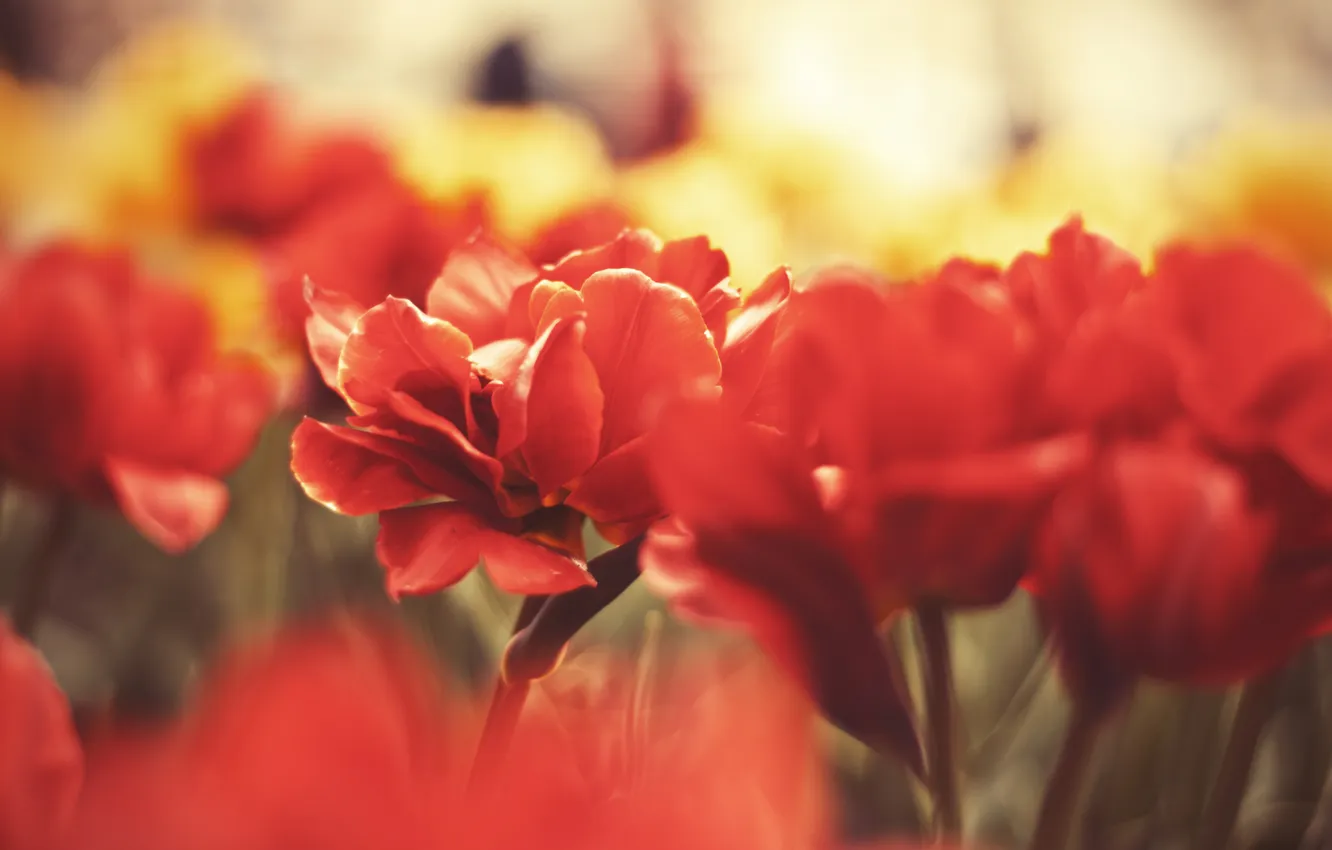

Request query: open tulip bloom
[{"left": 291, "top": 228, "right": 789, "bottom": 600}]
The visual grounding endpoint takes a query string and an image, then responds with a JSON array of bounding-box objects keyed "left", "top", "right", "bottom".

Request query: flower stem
[
  {"left": 917, "top": 603, "right": 962, "bottom": 840},
  {"left": 1028, "top": 699, "right": 1104, "bottom": 850},
  {"left": 467, "top": 594, "right": 546, "bottom": 794},
  {"left": 11, "top": 500, "right": 73, "bottom": 640},
  {"left": 1192, "top": 669, "right": 1285, "bottom": 850}
]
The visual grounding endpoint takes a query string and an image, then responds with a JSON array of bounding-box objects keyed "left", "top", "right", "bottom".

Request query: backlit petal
[{"left": 305, "top": 278, "right": 367, "bottom": 390}]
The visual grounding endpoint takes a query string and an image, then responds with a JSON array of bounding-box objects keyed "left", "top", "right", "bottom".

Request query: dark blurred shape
[
  {"left": 0, "top": 0, "right": 41, "bottom": 77},
  {"left": 1011, "top": 120, "right": 1044, "bottom": 156},
  {"left": 472, "top": 37, "right": 533, "bottom": 105},
  {"left": 634, "top": 0, "right": 697, "bottom": 158}
]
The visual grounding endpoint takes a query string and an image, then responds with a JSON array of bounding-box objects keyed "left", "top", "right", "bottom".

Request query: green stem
[
  {"left": 917, "top": 603, "right": 962, "bottom": 840},
  {"left": 11, "top": 501, "right": 73, "bottom": 640},
  {"left": 1028, "top": 699, "right": 1104, "bottom": 850},
  {"left": 1192, "top": 670, "right": 1285, "bottom": 850}
]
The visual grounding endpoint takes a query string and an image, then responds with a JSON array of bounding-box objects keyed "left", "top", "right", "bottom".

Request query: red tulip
[
  {"left": 0, "top": 244, "right": 273, "bottom": 552},
  {"left": 0, "top": 618, "right": 81, "bottom": 850},
  {"left": 1029, "top": 438, "right": 1332, "bottom": 708},
  {"left": 1002, "top": 217, "right": 1147, "bottom": 347},
  {"left": 59, "top": 618, "right": 827, "bottom": 850},
  {"left": 1144, "top": 244, "right": 1332, "bottom": 485},
  {"left": 1019, "top": 226, "right": 1332, "bottom": 705},
  {"left": 292, "top": 229, "right": 788, "bottom": 599},
  {"left": 59, "top": 620, "right": 463, "bottom": 850},
  {"left": 642, "top": 266, "right": 1087, "bottom": 767}
]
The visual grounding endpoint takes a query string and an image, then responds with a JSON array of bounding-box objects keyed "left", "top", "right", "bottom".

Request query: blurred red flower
[
  {"left": 1019, "top": 222, "right": 1332, "bottom": 706},
  {"left": 0, "top": 617, "right": 81, "bottom": 850},
  {"left": 58, "top": 618, "right": 827, "bottom": 850},
  {"left": 524, "top": 201, "right": 632, "bottom": 266},
  {"left": 292, "top": 228, "right": 788, "bottom": 600},
  {"left": 0, "top": 244, "right": 274, "bottom": 552},
  {"left": 186, "top": 91, "right": 481, "bottom": 345},
  {"left": 642, "top": 264, "right": 1086, "bottom": 766}
]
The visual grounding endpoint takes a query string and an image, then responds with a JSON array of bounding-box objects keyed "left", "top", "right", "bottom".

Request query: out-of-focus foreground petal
[{"left": 0, "top": 618, "right": 81, "bottom": 850}]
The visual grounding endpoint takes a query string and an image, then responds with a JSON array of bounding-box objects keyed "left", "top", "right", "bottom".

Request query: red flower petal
[
  {"left": 527, "top": 281, "right": 586, "bottom": 338},
  {"left": 305, "top": 279, "right": 368, "bottom": 390},
  {"left": 362, "top": 391, "right": 507, "bottom": 493},
  {"left": 655, "top": 235, "right": 733, "bottom": 304},
  {"left": 719, "top": 267, "right": 792, "bottom": 417},
  {"left": 565, "top": 435, "right": 658, "bottom": 524},
  {"left": 376, "top": 503, "right": 594, "bottom": 598},
  {"left": 0, "top": 619, "right": 82, "bottom": 850},
  {"left": 650, "top": 396, "right": 825, "bottom": 537},
  {"left": 291, "top": 418, "right": 475, "bottom": 515},
  {"left": 580, "top": 270, "right": 722, "bottom": 455},
  {"left": 425, "top": 235, "right": 538, "bottom": 348},
  {"left": 1035, "top": 442, "right": 1282, "bottom": 701},
  {"left": 493, "top": 316, "right": 604, "bottom": 498},
  {"left": 1268, "top": 350, "right": 1332, "bottom": 488},
  {"left": 337, "top": 297, "right": 473, "bottom": 415},
  {"left": 1151, "top": 245, "right": 1332, "bottom": 446},
  {"left": 646, "top": 398, "right": 922, "bottom": 771},
  {"left": 544, "top": 229, "right": 660, "bottom": 289},
  {"left": 1004, "top": 217, "right": 1144, "bottom": 341},
  {"left": 471, "top": 338, "right": 529, "bottom": 385},
  {"left": 103, "top": 458, "right": 229, "bottom": 553}
]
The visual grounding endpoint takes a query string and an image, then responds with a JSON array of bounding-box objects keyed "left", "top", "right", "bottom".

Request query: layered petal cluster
[
  {"left": 56, "top": 618, "right": 827, "bottom": 850},
  {"left": 1011, "top": 219, "right": 1332, "bottom": 704},
  {"left": 644, "top": 260, "right": 1085, "bottom": 763},
  {"left": 0, "top": 618, "right": 82, "bottom": 850},
  {"left": 0, "top": 244, "right": 274, "bottom": 552},
  {"left": 292, "top": 229, "right": 789, "bottom": 599}
]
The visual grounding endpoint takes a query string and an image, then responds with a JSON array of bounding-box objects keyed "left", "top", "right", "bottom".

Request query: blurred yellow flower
[
  {"left": 389, "top": 105, "right": 615, "bottom": 246},
  {"left": 689, "top": 97, "right": 897, "bottom": 272},
  {"left": 880, "top": 135, "right": 1182, "bottom": 275},
  {"left": 45, "top": 22, "right": 257, "bottom": 243},
  {"left": 1179, "top": 116, "right": 1332, "bottom": 281},
  {"left": 617, "top": 144, "right": 785, "bottom": 292},
  {"left": 0, "top": 74, "right": 60, "bottom": 234}
]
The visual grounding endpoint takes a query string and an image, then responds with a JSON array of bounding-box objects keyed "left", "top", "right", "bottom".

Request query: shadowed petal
[
  {"left": 645, "top": 398, "right": 924, "bottom": 773},
  {"left": 373, "top": 390, "right": 506, "bottom": 490},
  {"left": 377, "top": 503, "right": 594, "bottom": 598},
  {"left": 565, "top": 435, "right": 657, "bottom": 524}
]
